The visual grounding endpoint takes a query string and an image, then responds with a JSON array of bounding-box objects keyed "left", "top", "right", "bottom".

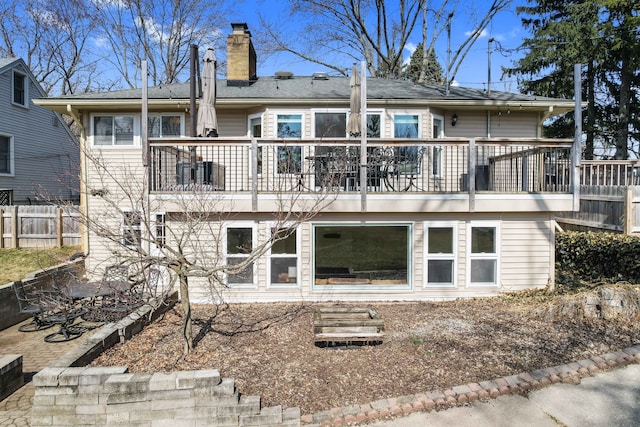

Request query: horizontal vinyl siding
[
  {"left": 490, "top": 111, "right": 538, "bottom": 138},
  {"left": 500, "top": 215, "right": 553, "bottom": 291}
]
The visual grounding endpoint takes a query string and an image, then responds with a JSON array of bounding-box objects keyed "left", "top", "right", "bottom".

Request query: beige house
[{"left": 35, "top": 24, "right": 578, "bottom": 303}]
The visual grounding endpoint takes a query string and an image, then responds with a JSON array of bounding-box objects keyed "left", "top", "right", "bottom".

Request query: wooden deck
[{"left": 313, "top": 306, "right": 384, "bottom": 345}]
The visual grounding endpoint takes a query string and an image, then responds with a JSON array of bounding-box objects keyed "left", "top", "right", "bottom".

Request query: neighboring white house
[
  {"left": 35, "top": 23, "right": 579, "bottom": 303},
  {"left": 0, "top": 58, "right": 79, "bottom": 205}
]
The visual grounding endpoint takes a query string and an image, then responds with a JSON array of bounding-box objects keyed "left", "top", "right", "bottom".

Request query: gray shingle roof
[{"left": 42, "top": 75, "right": 564, "bottom": 104}]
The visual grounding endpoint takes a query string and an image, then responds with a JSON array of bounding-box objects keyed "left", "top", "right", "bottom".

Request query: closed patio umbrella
[
  {"left": 347, "top": 63, "right": 361, "bottom": 137},
  {"left": 197, "top": 48, "right": 218, "bottom": 137}
]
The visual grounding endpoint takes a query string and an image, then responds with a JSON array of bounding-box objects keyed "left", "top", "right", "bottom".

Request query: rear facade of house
[{"left": 35, "top": 24, "right": 579, "bottom": 303}]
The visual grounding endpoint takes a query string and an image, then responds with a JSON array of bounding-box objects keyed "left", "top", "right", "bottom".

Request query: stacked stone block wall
[
  {"left": 0, "top": 354, "right": 23, "bottom": 401},
  {"left": 31, "top": 366, "right": 300, "bottom": 426}
]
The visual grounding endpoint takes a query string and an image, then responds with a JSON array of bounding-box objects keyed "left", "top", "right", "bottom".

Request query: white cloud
[{"left": 464, "top": 28, "right": 489, "bottom": 38}]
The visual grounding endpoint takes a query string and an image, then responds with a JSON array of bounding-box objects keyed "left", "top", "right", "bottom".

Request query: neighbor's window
[
  {"left": 277, "top": 114, "right": 302, "bottom": 138},
  {"left": 315, "top": 112, "right": 346, "bottom": 137},
  {"left": 121, "top": 211, "right": 142, "bottom": 247},
  {"left": 148, "top": 115, "right": 182, "bottom": 137},
  {"left": 153, "top": 214, "right": 166, "bottom": 247},
  {"left": 269, "top": 227, "right": 298, "bottom": 286},
  {"left": 225, "top": 226, "right": 255, "bottom": 286},
  {"left": 469, "top": 224, "right": 499, "bottom": 285},
  {"left": 425, "top": 224, "right": 456, "bottom": 287},
  {"left": 94, "top": 115, "right": 135, "bottom": 146},
  {"left": 0, "top": 136, "right": 12, "bottom": 174},
  {"left": 12, "top": 70, "right": 27, "bottom": 107},
  {"left": 394, "top": 114, "right": 419, "bottom": 138},
  {"left": 314, "top": 224, "right": 410, "bottom": 286}
]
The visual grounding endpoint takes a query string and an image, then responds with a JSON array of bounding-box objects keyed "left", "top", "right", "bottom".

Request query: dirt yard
[{"left": 91, "top": 288, "right": 640, "bottom": 416}]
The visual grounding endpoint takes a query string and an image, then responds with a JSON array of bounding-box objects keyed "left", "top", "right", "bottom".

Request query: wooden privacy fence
[
  {"left": 556, "top": 185, "right": 640, "bottom": 234},
  {"left": 0, "top": 205, "right": 81, "bottom": 248}
]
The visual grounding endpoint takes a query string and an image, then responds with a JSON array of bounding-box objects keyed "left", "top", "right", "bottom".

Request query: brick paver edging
[{"left": 301, "top": 345, "right": 640, "bottom": 426}]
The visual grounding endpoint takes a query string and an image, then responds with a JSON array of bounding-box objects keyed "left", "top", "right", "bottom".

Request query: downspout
[{"left": 67, "top": 104, "right": 89, "bottom": 257}]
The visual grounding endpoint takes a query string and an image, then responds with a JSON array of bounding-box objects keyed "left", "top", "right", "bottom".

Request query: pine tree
[{"left": 404, "top": 43, "right": 445, "bottom": 84}]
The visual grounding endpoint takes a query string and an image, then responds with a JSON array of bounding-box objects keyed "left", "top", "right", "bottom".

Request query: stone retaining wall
[
  {"left": 0, "top": 354, "right": 23, "bottom": 401},
  {"left": 31, "top": 366, "right": 299, "bottom": 426}
]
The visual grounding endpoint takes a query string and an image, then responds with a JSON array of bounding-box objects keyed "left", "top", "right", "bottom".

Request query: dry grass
[
  {"left": 0, "top": 246, "right": 80, "bottom": 284},
  {"left": 91, "top": 290, "right": 640, "bottom": 416}
]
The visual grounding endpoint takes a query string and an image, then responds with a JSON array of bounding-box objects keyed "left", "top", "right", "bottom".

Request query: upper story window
[
  {"left": 367, "top": 113, "right": 382, "bottom": 138},
  {"left": 12, "top": 70, "right": 28, "bottom": 107},
  {"left": 314, "top": 112, "right": 346, "bottom": 137},
  {"left": 277, "top": 114, "right": 302, "bottom": 138},
  {"left": 432, "top": 115, "right": 444, "bottom": 138},
  {"left": 148, "top": 115, "right": 182, "bottom": 137},
  {"left": 249, "top": 115, "right": 263, "bottom": 175},
  {"left": 394, "top": 114, "right": 420, "bottom": 138},
  {"left": 0, "top": 135, "right": 13, "bottom": 175},
  {"left": 93, "top": 115, "right": 135, "bottom": 146}
]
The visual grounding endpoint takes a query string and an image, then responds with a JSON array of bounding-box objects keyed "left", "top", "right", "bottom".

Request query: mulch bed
[{"left": 91, "top": 291, "right": 640, "bottom": 415}]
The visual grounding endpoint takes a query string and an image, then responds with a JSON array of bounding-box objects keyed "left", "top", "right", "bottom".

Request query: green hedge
[{"left": 556, "top": 231, "right": 640, "bottom": 286}]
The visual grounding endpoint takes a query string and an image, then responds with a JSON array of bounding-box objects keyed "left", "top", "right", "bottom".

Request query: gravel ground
[{"left": 91, "top": 291, "right": 640, "bottom": 416}]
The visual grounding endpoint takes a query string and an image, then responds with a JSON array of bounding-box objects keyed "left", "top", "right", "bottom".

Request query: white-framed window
[
  {"left": 249, "top": 114, "right": 263, "bottom": 175},
  {"left": 152, "top": 213, "right": 166, "bottom": 248},
  {"left": 268, "top": 226, "right": 299, "bottom": 287},
  {"left": 366, "top": 112, "right": 382, "bottom": 138},
  {"left": 313, "top": 223, "right": 412, "bottom": 289},
  {"left": 277, "top": 114, "right": 302, "bottom": 138},
  {"left": 394, "top": 114, "right": 420, "bottom": 138},
  {"left": 432, "top": 146, "right": 443, "bottom": 177},
  {"left": 224, "top": 223, "right": 256, "bottom": 287},
  {"left": 12, "top": 70, "right": 28, "bottom": 107},
  {"left": 432, "top": 114, "right": 444, "bottom": 138},
  {"left": 121, "top": 211, "right": 142, "bottom": 248},
  {"left": 0, "top": 135, "right": 14, "bottom": 175},
  {"left": 424, "top": 222, "right": 457, "bottom": 287},
  {"left": 92, "top": 114, "right": 136, "bottom": 146},
  {"left": 467, "top": 221, "right": 500, "bottom": 286},
  {"left": 313, "top": 110, "right": 347, "bottom": 137},
  {"left": 148, "top": 114, "right": 183, "bottom": 137}
]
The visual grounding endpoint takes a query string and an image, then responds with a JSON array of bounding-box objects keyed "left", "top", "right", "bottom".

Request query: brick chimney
[{"left": 226, "top": 23, "right": 257, "bottom": 85}]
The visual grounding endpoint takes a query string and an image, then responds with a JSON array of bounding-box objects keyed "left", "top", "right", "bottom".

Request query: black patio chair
[{"left": 13, "top": 281, "right": 58, "bottom": 332}]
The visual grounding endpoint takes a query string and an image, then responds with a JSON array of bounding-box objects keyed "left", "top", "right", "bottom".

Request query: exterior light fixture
[{"left": 451, "top": 113, "right": 458, "bottom": 126}]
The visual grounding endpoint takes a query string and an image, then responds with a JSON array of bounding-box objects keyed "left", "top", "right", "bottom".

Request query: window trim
[
  {"left": 121, "top": 211, "right": 142, "bottom": 248},
  {"left": 311, "top": 222, "right": 413, "bottom": 292},
  {"left": 424, "top": 221, "right": 458, "bottom": 288},
  {"left": 12, "top": 69, "right": 28, "bottom": 108},
  {"left": 275, "top": 112, "right": 303, "bottom": 139},
  {"left": 248, "top": 113, "right": 263, "bottom": 176},
  {"left": 267, "top": 223, "right": 300, "bottom": 289},
  {"left": 147, "top": 113, "right": 184, "bottom": 138},
  {"left": 432, "top": 114, "right": 444, "bottom": 138},
  {"left": 0, "top": 134, "right": 14, "bottom": 176},
  {"left": 223, "top": 222, "right": 258, "bottom": 289},
  {"left": 311, "top": 108, "right": 348, "bottom": 138},
  {"left": 91, "top": 113, "right": 139, "bottom": 147},
  {"left": 393, "top": 113, "right": 421, "bottom": 139},
  {"left": 466, "top": 221, "right": 501, "bottom": 287}
]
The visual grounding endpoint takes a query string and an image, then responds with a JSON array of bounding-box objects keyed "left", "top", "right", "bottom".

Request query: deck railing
[
  {"left": 148, "top": 138, "right": 573, "bottom": 195},
  {"left": 580, "top": 160, "right": 640, "bottom": 186}
]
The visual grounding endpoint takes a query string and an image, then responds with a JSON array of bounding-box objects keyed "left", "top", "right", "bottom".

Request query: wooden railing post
[
  {"left": 624, "top": 187, "right": 633, "bottom": 235},
  {"left": 468, "top": 138, "right": 476, "bottom": 213}
]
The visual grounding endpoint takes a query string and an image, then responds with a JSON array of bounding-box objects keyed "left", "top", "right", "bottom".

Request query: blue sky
[{"left": 230, "top": 1, "right": 527, "bottom": 91}]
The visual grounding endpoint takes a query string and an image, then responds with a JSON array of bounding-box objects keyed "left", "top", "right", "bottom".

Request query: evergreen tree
[
  {"left": 505, "top": 0, "right": 639, "bottom": 159},
  {"left": 405, "top": 43, "right": 445, "bottom": 84}
]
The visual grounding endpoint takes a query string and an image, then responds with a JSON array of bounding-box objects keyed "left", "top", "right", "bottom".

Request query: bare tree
[
  {"left": 91, "top": 0, "right": 231, "bottom": 88},
  {"left": 0, "top": 0, "right": 100, "bottom": 95},
  {"left": 258, "top": 0, "right": 512, "bottom": 81},
  {"left": 70, "top": 142, "right": 339, "bottom": 356}
]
